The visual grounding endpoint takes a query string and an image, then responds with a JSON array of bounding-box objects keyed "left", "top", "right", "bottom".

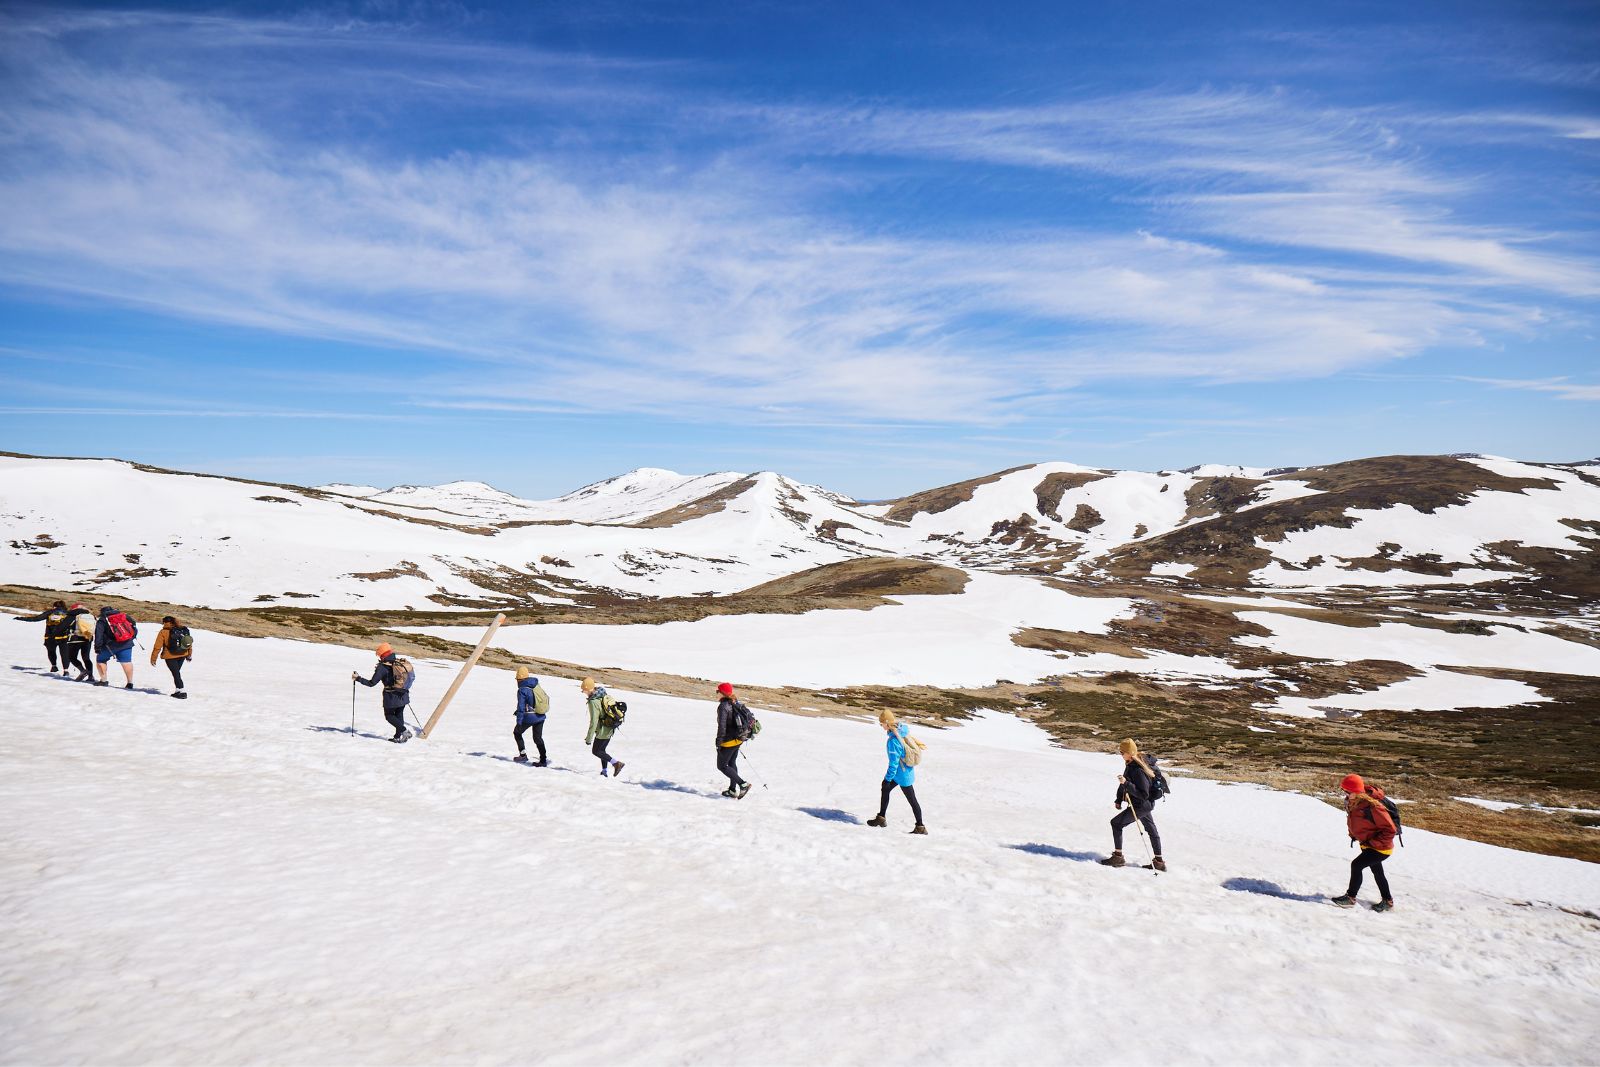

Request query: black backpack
[
  {"left": 168, "top": 627, "right": 193, "bottom": 656},
  {"left": 1149, "top": 758, "right": 1171, "bottom": 802},
  {"left": 599, "top": 696, "right": 628, "bottom": 728},
  {"left": 733, "top": 701, "right": 761, "bottom": 741}
]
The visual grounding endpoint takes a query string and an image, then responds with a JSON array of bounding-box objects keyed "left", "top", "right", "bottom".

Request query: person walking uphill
[
  {"left": 1101, "top": 738, "right": 1168, "bottom": 871},
  {"left": 582, "top": 677, "right": 625, "bottom": 777},
  {"left": 714, "top": 682, "right": 752, "bottom": 799},
  {"left": 1332, "top": 773, "right": 1398, "bottom": 912},
  {"left": 93, "top": 606, "right": 139, "bottom": 689},
  {"left": 353, "top": 643, "right": 415, "bottom": 742},
  {"left": 513, "top": 667, "right": 549, "bottom": 765},
  {"left": 62, "top": 603, "right": 95, "bottom": 681},
  {"left": 13, "top": 600, "right": 70, "bottom": 672},
  {"left": 866, "top": 710, "right": 926, "bottom": 833},
  {"left": 150, "top": 616, "right": 194, "bottom": 699}
]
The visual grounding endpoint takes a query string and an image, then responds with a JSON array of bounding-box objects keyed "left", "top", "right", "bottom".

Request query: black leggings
[
  {"left": 1111, "top": 804, "right": 1163, "bottom": 856},
  {"left": 717, "top": 744, "right": 744, "bottom": 786},
  {"left": 165, "top": 658, "right": 185, "bottom": 690},
  {"left": 878, "top": 780, "right": 923, "bottom": 823},
  {"left": 515, "top": 720, "right": 546, "bottom": 760},
  {"left": 1348, "top": 850, "right": 1392, "bottom": 900},
  {"left": 384, "top": 706, "right": 408, "bottom": 738},
  {"left": 591, "top": 737, "right": 614, "bottom": 770},
  {"left": 46, "top": 640, "right": 63, "bottom": 669},
  {"left": 65, "top": 642, "right": 93, "bottom": 675}
]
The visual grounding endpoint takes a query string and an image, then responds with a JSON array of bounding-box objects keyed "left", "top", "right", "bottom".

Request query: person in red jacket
[{"left": 1332, "top": 773, "right": 1397, "bottom": 911}]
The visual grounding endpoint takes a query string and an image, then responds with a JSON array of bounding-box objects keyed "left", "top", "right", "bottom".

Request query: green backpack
[
  {"left": 599, "top": 695, "right": 628, "bottom": 728},
  {"left": 533, "top": 683, "right": 550, "bottom": 717}
]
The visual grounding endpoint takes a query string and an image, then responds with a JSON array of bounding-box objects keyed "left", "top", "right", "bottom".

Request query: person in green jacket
[{"left": 582, "top": 676, "right": 625, "bottom": 778}]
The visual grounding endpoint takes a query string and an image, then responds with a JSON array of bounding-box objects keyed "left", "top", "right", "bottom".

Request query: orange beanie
[
  {"left": 1340, "top": 773, "right": 1365, "bottom": 794},
  {"left": 375, "top": 643, "right": 394, "bottom": 658}
]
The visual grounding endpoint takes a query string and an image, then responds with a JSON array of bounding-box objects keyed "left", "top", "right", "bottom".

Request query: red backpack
[{"left": 106, "top": 611, "right": 136, "bottom": 643}]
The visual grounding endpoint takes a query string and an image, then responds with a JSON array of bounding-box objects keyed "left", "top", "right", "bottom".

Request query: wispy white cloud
[
  {"left": 1465, "top": 376, "right": 1600, "bottom": 402},
  {"left": 0, "top": 7, "right": 1594, "bottom": 430}
]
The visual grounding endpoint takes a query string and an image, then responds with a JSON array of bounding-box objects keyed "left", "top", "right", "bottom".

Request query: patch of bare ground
[
  {"left": 626, "top": 475, "right": 760, "bottom": 529},
  {"left": 349, "top": 561, "right": 428, "bottom": 581},
  {"left": 1034, "top": 471, "right": 1106, "bottom": 522},
  {"left": 1182, "top": 476, "right": 1268, "bottom": 522},
  {"left": 878, "top": 465, "right": 1033, "bottom": 523},
  {"left": 1065, "top": 504, "right": 1104, "bottom": 533},
  {"left": 741, "top": 557, "right": 968, "bottom": 599},
  {"left": 9, "top": 534, "right": 63, "bottom": 553}
]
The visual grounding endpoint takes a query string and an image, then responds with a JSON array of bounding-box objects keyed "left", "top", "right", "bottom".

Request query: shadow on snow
[
  {"left": 797, "top": 807, "right": 863, "bottom": 825},
  {"left": 1221, "top": 877, "right": 1325, "bottom": 903},
  {"left": 1004, "top": 842, "right": 1102, "bottom": 863}
]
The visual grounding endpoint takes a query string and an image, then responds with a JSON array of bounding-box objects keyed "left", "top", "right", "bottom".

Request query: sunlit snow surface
[{"left": 3, "top": 615, "right": 1598, "bottom": 1064}]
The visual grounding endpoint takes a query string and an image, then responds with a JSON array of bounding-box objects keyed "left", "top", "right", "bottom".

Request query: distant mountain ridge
[{"left": 3, "top": 451, "right": 1596, "bottom": 609}]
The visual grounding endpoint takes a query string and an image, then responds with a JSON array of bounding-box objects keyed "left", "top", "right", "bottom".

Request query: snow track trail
[{"left": 1, "top": 620, "right": 1597, "bottom": 1065}]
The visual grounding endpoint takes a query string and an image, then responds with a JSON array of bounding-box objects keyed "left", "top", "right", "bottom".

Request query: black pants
[
  {"left": 46, "top": 640, "right": 62, "bottom": 670},
  {"left": 591, "top": 737, "right": 613, "bottom": 770},
  {"left": 165, "top": 658, "right": 185, "bottom": 690},
  {"left": 1348, "top": 849, "right": 1392, "bottom": 900},
  {"left": 717, "top": 744, "right": 744, "bottom": 786},
  {"left": 878, "top": 779, "right": 923, "bottom": 823},
  {"left": 64, "top": 641, "right": 93, "bottom": 676},
  {"left": 1111, "top": 804, "right": 1163, "bottom": 856},
  {"left": 384, "top": 705, "right": 408, "bottom": 738},
  {"left": 515, "top": 720, "right": 546, "bottom": 761}
]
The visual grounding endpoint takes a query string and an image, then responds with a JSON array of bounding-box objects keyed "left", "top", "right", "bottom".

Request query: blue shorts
[{"left": 97, "top": 646, "right": 132, "bottom": 664}]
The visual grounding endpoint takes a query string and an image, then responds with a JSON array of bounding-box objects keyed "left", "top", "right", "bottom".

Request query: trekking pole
[
  {"left": 1129, "top": 806, "right": 1158, "bottom": 875},
  {"left": 739, "top": 746, "right": 769, "bottom": 790},
  {"left": 350, "top": 679, "right": 357, "bottom": 735}
]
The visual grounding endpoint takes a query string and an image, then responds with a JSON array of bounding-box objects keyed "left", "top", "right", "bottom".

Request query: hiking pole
[
  {"left": 739, "top": 746, "right": 769, "bottom": 790},
  {"left": 1129, "top": 806, "right": 1158, "bottom": 875},
  {"left": 350, "top": 679, "right": 357, "bottom": 735}
]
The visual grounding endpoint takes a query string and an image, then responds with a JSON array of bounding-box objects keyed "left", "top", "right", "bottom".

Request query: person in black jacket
[
  {"left": 353, "top": 643, "right": 413, "bottom": 742},
  {"left": 61, "top": 603, "right": 95, "bottom": 681},
  {"left": 13, "top": 600, "right": 69, "bottom": 672},
  {"left": 1100, "top": 738, "right": 1167, "bottom": 871},
  {"left": 714, "top": 682, "right": 751, "bottom": 798}
]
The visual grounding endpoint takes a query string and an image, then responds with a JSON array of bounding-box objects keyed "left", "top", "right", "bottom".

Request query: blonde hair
[
  {"left": 1118, "top": 738, "right": 1154, "bottom": 779},
  {"left": 878, "top": 709, "right": 899, "bottom": 730}
]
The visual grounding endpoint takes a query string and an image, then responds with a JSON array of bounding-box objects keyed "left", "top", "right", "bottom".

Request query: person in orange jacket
[
  {"left": 149, "top": 615, "right": 193, "bottom": 699},
  {"left": 1332, "top": 773, "right": 1398, "bottom": 911}
]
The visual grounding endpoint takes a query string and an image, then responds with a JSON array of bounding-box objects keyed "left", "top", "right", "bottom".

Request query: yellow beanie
[
  {"left": 581, "top": 677, "right": 597, "bottom": 693},
  {"left": 515, "top": 666, "right": 531, "bottom": 681}
]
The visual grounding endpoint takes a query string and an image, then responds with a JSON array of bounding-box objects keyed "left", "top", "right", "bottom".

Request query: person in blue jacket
[
  {"left": 92, "top": 605, "right": 139, "bottom": 689},
  {"left": 513, "top": 666, "right": 548, "bottom": 765},
  {"left": 866, "top": 709, "right": 927, "bottom": 834}
]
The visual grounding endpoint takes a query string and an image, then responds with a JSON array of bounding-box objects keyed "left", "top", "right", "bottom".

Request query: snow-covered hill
[
  {"left": 4, "top": 452, "right": 1598, "bottom": 610},
  {"left": 1, "top": 617, "right": 1596, "bottom": 1064}
]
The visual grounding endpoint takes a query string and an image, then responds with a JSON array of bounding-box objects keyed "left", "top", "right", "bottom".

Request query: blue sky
[{"left": 1, "top": 0, "right": 1596, "bottom": 499}]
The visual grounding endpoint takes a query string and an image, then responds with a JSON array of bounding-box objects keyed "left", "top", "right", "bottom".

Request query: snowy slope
[{"left": 2, "top": 616, "right": 1597, "bottom": 1065}]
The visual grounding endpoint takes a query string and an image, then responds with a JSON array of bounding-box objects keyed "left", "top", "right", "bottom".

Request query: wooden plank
[{"left": 419, "top": 612, "right": 505, "bottom": 739}]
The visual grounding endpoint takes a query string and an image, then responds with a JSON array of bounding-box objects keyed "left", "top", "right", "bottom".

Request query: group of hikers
[
  {"left": 13, "top": 601, "right": 193, "bottom": 697},
  {"left": 15, "top": 602, "right": 1402, "bottom": 911}
]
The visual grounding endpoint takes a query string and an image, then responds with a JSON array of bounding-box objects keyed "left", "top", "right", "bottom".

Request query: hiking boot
[
  {"left": 911, "top": 824, "right": 928, "bottom": 835},
  {"left": 1330, "top": 895, "right": 1357, "bottom": 908},
  {"left": 611, "top": 761, "right": 626, "bottom": 779},
  {"left": 513, "top": 754, "right": 530, "bottom": 764},
  {"left": 1151, "top": 856, "right": 1167, "bottom": 872},
  {"left": 1372, "top": 899, "right": 1395, "bottom": 913},
  {"left": 171, "top": 691, "right": 188, "bottom": 700},
  {"left": 93, "top": 680, "right": 109, "bottom": 687},
  {"left": 391, "top": 729, "right": 412, "bottom": 744},
  {"left": 866, "top": 815, "right": 887, "bottom": 827},
  {"left": 735, "top": 781, "right": 752, "bottom": 799},
  {"left": 50, "top": 667, "right": 59, "bottom": 674},
  {"left": 1099, "top": 851, "right": 1126, "bottom": 867},
  {"left": 535, "top": 759, "right": 549, "bottom": 767},
  {"left": 722, "top": 788, "right": 737, "bottom": 798},
  {"left": 124, "top": 682, "right": 134, "bottom": 690}
]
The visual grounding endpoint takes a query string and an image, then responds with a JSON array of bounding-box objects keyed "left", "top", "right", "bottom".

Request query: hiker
[
  {"left": 866, "top": 709, "right": 926, "bottom": 833},
  {"left": 582, "top": 677, "right": 625, "bottom": 777},
  {"left": 1332, "top": 773, "right": 1398, "bottom": 912},
  {"left": 714, "top": 682, "right": 752, "bottom": 799},
  {"left": 513, "top": 667, "right": 548, "bottom": 765},
  {"left": 92, "top": 606, "right": 139, "bottom": 689},
  {"left": 150, "top": 616, "right": 194, "bottom": 699},
  {"left": 62, "top": 603, "right": 95, "bottom": 681},
  {"left": 13, "top": 600, "right": 70, "bottom": 672},
  {"left": 1101, "top": 738, "right": 1167, "bottom": 871},
  {"left": 353, "top": 643, "right": 415, "bottom": 742}
]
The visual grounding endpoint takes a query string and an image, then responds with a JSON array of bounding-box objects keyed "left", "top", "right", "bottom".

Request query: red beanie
[
  {"left": 1340, "top": 773, "right": 1365, "bottom": 794},
  {"left": 716, "top": 682, "right": 734, "bottom": 697}
]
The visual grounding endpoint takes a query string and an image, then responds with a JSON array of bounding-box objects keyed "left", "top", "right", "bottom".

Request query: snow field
[
  {"left": 414, "top": 572, "right": 1257, "bottom": 689},
  {"left": 2, "top": 617, "right": 1599, "bottom": 1064}
]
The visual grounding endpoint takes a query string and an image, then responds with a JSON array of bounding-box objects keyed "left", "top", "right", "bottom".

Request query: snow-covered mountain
[{"left": 4, "top": 451, "right": 1598, "bottom": 609}]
